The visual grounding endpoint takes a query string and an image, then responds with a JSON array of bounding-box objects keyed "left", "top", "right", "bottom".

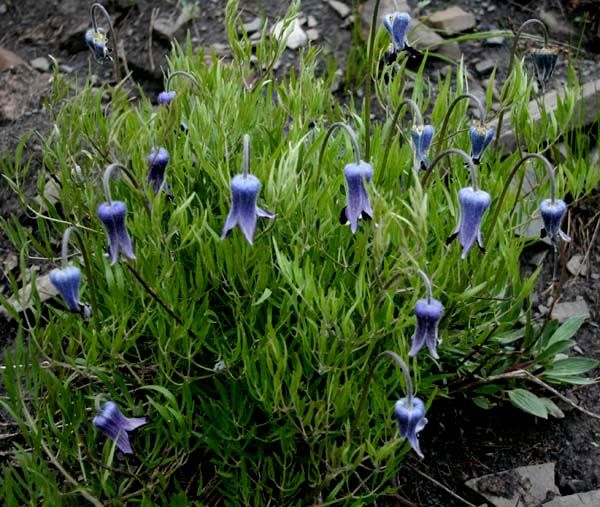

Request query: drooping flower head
[
  {"left": 540, "top": 198, "right": 570, "bottom": 245},
  {"left": 340, "top": 162, "right": 374, "bottom": 233},
  {"left": 147, "top": 147, "right": 169, "bottom": 194},
  {"left": 410, "top": 124, "right": 435, "bottom": 170},
  {"left": 394, "top": 396, "right": 427, "bottom": 458},
  {"left": 157, "top": 90, "right": 176, "bottom": 105},
  {"left": 383, "top": 12, "right": 411, "bottom": 51},
  {"left": 409, "top": 298, "right": 444, "bottom": 359},
  {"left": 92, "top": 401, "right": 148, "bottom": 455},
  {"left": 469, "top": 124, "right": 495, "bottom": 165},
  {"left": 533, "top": 46, "right": 558, "bottom": 92},
  {"left": 448, "top": 187, "right": 492, "bottom": 258},
  {"left": 85, "top": 27, "right": 112, "bottom": 62},
  {"left": 221, "top": 135, "right": 274, "bottom": 245},
  {"left": 157, "top": 71, "right": 199, "bottom": 106}
]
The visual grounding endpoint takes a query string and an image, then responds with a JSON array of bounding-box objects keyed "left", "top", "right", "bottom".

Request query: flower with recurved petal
[
  {"left": 93, "top": 401, "right": 148, "bottom": 455},
  {"left": 384, "top": 12, "right": 411, "bottom": 51},
  {"left": 49, "top": 266, "right": 91, "bottom": 317},
  {"left": 533, "top": 46, "right": 558, "bottom": 92},
  {"left": 447, "top": 187, "right": 492, "bottom": 258},
  {"left": 97, "top": 201, "right": 136, "bottom": 264},
  {"left": 409, "top": 298, "right": 444, "bottom": 359},
  {"left": 393, "top": 396, "right": 428, "bottom": 458},
  {"left": 147, "top": 147, "right": 170, "bottom": 194},
  {"left": 540, "top": 198, "right": 570, "bottom": 245},
  {"left": 411, "top": 124, "right": 435, "bottom": 169},
  {"left": 469, "top": 124, "right": 495, "bottom": 164},
  {"left": 222, "top": 174, "right": 274, "bottom": 245},
  {"left": 340, "top": 162, "right": 374, "bottom": 233},
  {"left": 85, "top": 28, "right": 112, "bottom": 62}
]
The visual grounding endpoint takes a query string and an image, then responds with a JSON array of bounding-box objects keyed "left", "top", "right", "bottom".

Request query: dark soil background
[{"left": 1, "top": 1, "right": 599, "bottom": 505}]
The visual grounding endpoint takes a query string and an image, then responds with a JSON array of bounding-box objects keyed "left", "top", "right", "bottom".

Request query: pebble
[
  {"left": 307, "top": 15, "right": 318, "bottom": 28},
  {"left": 485, "top": 36, "right": 505, "bottom": 46},
  {"left": 0, "top": 3, "right": 6, "bottom": 14},
  {"left": 328, "top": 0, "right": 351, "bottom": 18},
  {"left": 242, "top": 17, "right": 263, "bottom": 35},
  {"left": 551, "top": 296, "right": 591, "bottom": 323},
  {"left": 567, "top": 254, "right": 588, "bottom": 276},
  {"left": 306, "top": 28, "right": 320, "bottom": 42},
  {"left": 475, "top": 59, "right": 495, "bottom": 76},
  {"left": 30, "top": 56, "right": 51, "bottom": 72},
  {"left": 271, "top": 19, "right": 307, "bottom": 50}
]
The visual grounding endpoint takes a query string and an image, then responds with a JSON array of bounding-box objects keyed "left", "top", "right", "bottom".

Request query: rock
[
  {"left": 538, "top": 10, "right": 574, "bottom": 36},
  {"left": 567, "top": 254, "right": 588, "bottom": 277},
  {"left": 475, "top": 59, "right": 495, "bottom": 77},
  {"left": 0, "top": 67, "right": 48, "bottom": 121},
  {"left": 271, "top": 19, "right": 307, "bottom": 50},
  {"left": 409, "top": 20, "right": 462, "bottom": 60},
  {"left": 306, "top": 28, "right": 319, "bottom": 42},
  {"left": 485, "top": 35, "right": 505, "bottom": 46},
  {"left": 426, "top": 6, "right": 476, "bottom": 35},
  {"left": 33, "top": 177, "right": 61, "bottom": 211},
  {"left": 466, "top": 463, "right": 560, "bottom": 507},
  {"left": 242, "top": 17, "right": 263, "bottom": 35},
  {"left": 0, "top": 47, "right": 27, "bottom": 71},
  {"left": 551, "top": 297, "right": 591, "bottom": 323},
  {"left": 307, "top": 15, "right": 318, "bottom": 28},
  {"left": 153, "top": 7, "right": 196, "bottom": 41},
  {"left": 328, "top": 0, "right": 351, "bottom": 18},
  {"left": 0, "top": 273, "right": 58, "bottom": 318},
  {"left": 0, "top": 4, "right": 7, "bottom": 15},
  {"left": 528, "top": 250, "right": 548, "bottom": 267},
  {"left": 30, "top": 57, "right": 51, "bottom": 72},
  {"left": 59, "top": 64, "right": 75, "bottom": 74},
  {"left": 542, "top": 489, "right": 600, "bottom": 506},
  {"left": 359, "top": 0, "right": 411, "bottom": 37}
]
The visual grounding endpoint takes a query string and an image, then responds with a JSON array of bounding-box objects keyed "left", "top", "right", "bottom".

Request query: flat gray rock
[
  {"left": 0, "top": 273, "right": 58, "bottom": 318},
  {"left": 543, "top": 490, "right": 600, "bottom": 506},
  {"left": 551, "top": 297, "right": 591, "bottom": 323},
  {"left": 426, "top": 6, "right": 476, "bottom": 35}
]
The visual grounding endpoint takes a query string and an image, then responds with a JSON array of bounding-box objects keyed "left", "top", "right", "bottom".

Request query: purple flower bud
[
  {"left": 157, "top": 90, "right": 176, "bottom": 105},
  {"left": 540, "top": 198, "right": 571, "bottom": 244},
  {"left": 533, "top": 46, "right": 558, "bottom": 90},
  {"left": 147, "top": 147, "right": 169, "bottom": 194},
  {"left": 97, "top": 201, "right": 136, "bottom": 264},
  {"left": 394, "top": 396, "right": 427, "bottom": 458},
  {"left": 85, "top": 28, "right": 112, "bottom": 62},
  {"left": 221, "top": 174, "right": 275, "bottom": 245},
  {"left": 410, "top": 125, "right": 435, "bottom": 169},
  {"left": 469, "top": 125, "right": 495, "bottom": 164},
  {"left": 383, "top": 12, "right": 411, "bottom": 51},
  {"left": 448, "top": 187, "right": 492, "bottom": 259},
  {"left": 49, "top": 266, "right": 90, "bottom": 317},
  {"left": 409, "top": 298, "right": 444, "bottom": 359},
  {"left": 92, "top": 401, "right": 148, "bottom": 455},
  {"left": 340, "top": 162, "right": 374, "bottom": 234}
]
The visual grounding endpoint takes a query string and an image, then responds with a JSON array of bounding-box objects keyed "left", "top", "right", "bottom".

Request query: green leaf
[
  {"left": 544, "top": 358, "right": 598, "bottom": 377},
  {"left": 545, "top": 316, "right": 586, "bottom": 350},
  {"left": 508, "top": 389, "right": 548, "bottom": 419},
  {"left": 540, "top": 398, "right": 564, "bottom": 419},
  {"left": 544, "top": 375, "right": 597, "bottom": 385}
]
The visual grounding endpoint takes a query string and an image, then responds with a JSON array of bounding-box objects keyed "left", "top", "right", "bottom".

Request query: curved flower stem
[
  {"left": 435, "top": 93, "right": 485, "bottom": 157},
  {"left": 165, "top": 70, "right": 200, "bottom": 92},
  {"left": 351, "top": 350, "right": 414, "bottom": 437},
  {"left": 494, "top": 18, "right": 549, "bottom": 152},
  {"left": 242, "top": 134, "right": 250, "bottom": 178},
  {"left": 422, "top": 148, "right": 477, "bottom": 190},
  {"left": 363, "top": 0, "right": 382, "bottom": 162},
  {"left": 94, "top": 393, "right": 107, "bottom": 412},
  {"left": 90, "top": 2, "right": 121, "bottom": 82},
  {"left": 315, "top": 123, "right": 361, "bottom": 183},
  {"left": 417, "top": 269, "right": 433, "bottom": 305},
  {"left": 102, "top": 163, "right": 151, "bottom": 216},
  {"left": 486, "top": 153, "right": 555, "bottom": 241},
  {"left": 72, "top": 229, "right": 100, "bottom": 332},
  {"left": 60, "top": 226, "right": 76, "bottom": 269},
  {"left": 381, "top": 98, "right": 422, "bottom": 174}
]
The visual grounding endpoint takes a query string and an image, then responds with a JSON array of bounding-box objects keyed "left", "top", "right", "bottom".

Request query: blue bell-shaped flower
[
  {"left": 469, "top": 125, "right": 495, "bottom": 164},
  {"left": 147, "top": 147, "right": 169, "bottom": 194},
  {"left": 393, "top": 396, "right": 427, "bottom": 458},
  {"left": 383, "top": 12, "right": 411, "bottom": 51},
  {"left": 448, "top": 187, "right": 492, "bottom": 258},
  {"left": 409, "top": 298, "right": 444, "bottom": 359},
  {"left": 97, "top": 201, "right": 136, "bottom": 264},
  {"left": 540, "top": 198, "right": 570, "bottom": 245},
  {"left": 49, "top": 266, "right": 90, "bottom": 317},
  {"left": 533, "top": 46, "right": 558, "bottom": 91},
  {"left": 340, "top": 162, "right": 374, "bottom": 234},
  {"left": 157, "top": 90, "right": 176, "bottom": 105},
  {"left": 410, "top": 124, "right": 435, "bottom": 169},
  {"left": 85, "top": 28, "right": 112, "bottom": 62},
  {"left": 93, "top": 401, "right": 148, "bottom": 455}
]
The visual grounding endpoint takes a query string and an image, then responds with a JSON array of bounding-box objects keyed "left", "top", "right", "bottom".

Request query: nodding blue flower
[
  {"left": 221, "top": 174, "right": 275, "bottom": 245},
  {"left": 411, "top": 125, "right": 435, "bottom": 169},
  {"left": 533, "top": 46, "right": 558, "bottom": 90},
  {"left": 92, "top": 401, "right": 148, "bottom": 455},
  {"left": 85, "top": 28, "right": 112, "bottom": 62},
  {"left": 540, "top": 198, "right": 571, "bottom": 245},
  {"left": 49, "top": 266, "right": 91, "bottom": 317},
  {"left": 393, "top": 397, "right": 427, "bottom": 458},
  {"left": 147, "top": 147, "right": 169, "bottom": 194},
  {"left": 469, "top": 125, "right": 495, "bottom": 164},
  {"left": 157, "top": 90, "right": 176, "bottom": 105},
  {"left": 447, "top": 187, "right": 492, "bottom": 258},
  {"left": 340, "top": 162, "right": 374, "bottom": 234},
  {"left": 97, "top": 201, "right": 136, "bottom": 264},
  {"left": 384, "top": 12, "right": 411, "bottom": 51},
  {"left": 409, "top": 298, "right": 444, "bottom": 359}
]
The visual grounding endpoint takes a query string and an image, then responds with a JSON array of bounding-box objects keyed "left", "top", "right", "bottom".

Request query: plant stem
[
  {"left": 315, "top": 122, "right": 362, "bottom": 183},
  {"left": 421, "top": 148, "right": 477, "bottom": 189},
  {"left": 435, "top": 93, "right": 485, "bottom": 157},
  {"left": 242, "top": 134, "right": 250, "bottom": 178},
  {"left": 90, "top": 2, "right": 121, "bottom": 82},
  {"left": 165, "top": 70, "right": 201, "bottom": 92},
  {"left": 363, "top": 0, "right": 382, "bottom": 162},
  {"left": 417, "top": 269, "right": 433, "bottom": 305}
]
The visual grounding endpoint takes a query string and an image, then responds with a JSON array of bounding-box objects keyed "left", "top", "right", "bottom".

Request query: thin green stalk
[
  {"left": 363, "top": 0, "right": 382, "bottom": 162},
  {"left": 435, "top": 93, "right": 485, "bottom": 157},
  {"left": 315, "top": 122, "right": 361, "bottom": 183}
]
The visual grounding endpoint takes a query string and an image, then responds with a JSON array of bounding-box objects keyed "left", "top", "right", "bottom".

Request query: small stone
[
  {"left": 34, "top": 178, "right": 61, "bottom": 211},
  {"left": 242, "top": 17, "right": 263, "bottom": 34},
  {"left": 485, "top": 36, "right": 505, "bottom": 46},
  {"left": 0, "top": 273, "right": 58, "bottom": 318},
  {"left": 567, "top": 254, "right": 588, "bottom": 276},
  {"left": 487, "top": 5, "right": 496, "bottom": 12},
  {"left": 427, "top": 6, "right": 476, "bottom": 35},
  {"left": 551, "top": 297, "right": 591, "bottom": 323},
  {"left": 328, "top": 0, "right": 351, "bottom": 18},
  {"left": 410, "top": 20, "right": 462, "bottom": 60},
  {"left": 59, "top": 64, "right": 75, "bottom": 74},
  {"left": 30, "top": 57, "right": 51, "bottom": 72},
  {"left": 475, "top": 59, "right": 495, "bottom": 76},
  {"left": 307, "top": 15, "right": 318, "bottom": 28},
  {"left": 528, "top": 250, "right": 548, "bottom": 266},
  {"left": 271, "top": 19, "right": 307, "bottom": 50},
  {"left": 0, "top": 4, "right": 7, "bottom": 14},
  {"left": 306, "top": 28, "right": 319, "bottom": 41},
  {"left": 543, "top": 489, "right": 600, "bottom": 507}
]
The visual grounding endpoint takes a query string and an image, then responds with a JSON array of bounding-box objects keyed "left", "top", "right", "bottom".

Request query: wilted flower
[
  {"left": 147, "top": 147, "right": 169, "bottom": 194},
  {"left": 533, "top": 46, "right": 558, "bottom": 91},
  {"left": 340, "top": 162, "right": 374, "bottom": 233},
  {"left": 157, "top": 90, "right": 176, "bottom": 105},
  {"left": 393, "top": 396, "right": 428, "bottom": 458},
  {"left": 448, "top": 187, "right": 492, "bottom": 258},
  {"left": 469, "top": 125, "right": 495, "bottom": 164},
  {"left": 540, "top": 198, "right": 570, "bottom": 244},
  {"left": 384, "top": 12, "right": 411, "bottom": 51},
  {"left": 49, "top": 266, "right": 91, "bottom": 317},
  {"left": 409, "top": 298, "right": 444, "bottom": 359},
  {"left": 222, "top": 174, "right": 274, "bottom": 245},
  {"left": 85, "top": 28, "right": 112, "bottom": 62},
  {"left": 411, "top": 125, "right": 435, "bottom": 169},
  {"left": 93, "top": 401, "right": 148, "bottom": 455},
  {"left": 97, "top": 201, "right": 136, "bottom": 264}
]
